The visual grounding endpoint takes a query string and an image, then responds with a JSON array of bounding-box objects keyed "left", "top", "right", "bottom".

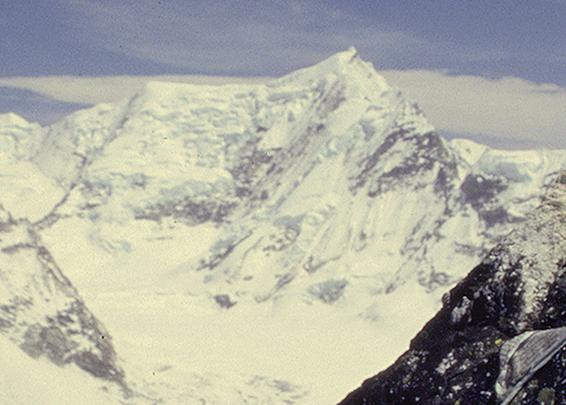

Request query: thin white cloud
[
  {"left": 0, "top": 75, "right": 270, "bottom": 105},
  {"left": 382, "top": 70, "right": 566, "bottom": 148},
  {"left": 1, "top": 70, "right": 564, "bottom": 149}
]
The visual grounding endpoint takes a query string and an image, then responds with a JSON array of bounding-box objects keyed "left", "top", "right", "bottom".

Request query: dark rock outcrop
[{"left": 340, "top": 175, "right": 566, "bottom": 405}]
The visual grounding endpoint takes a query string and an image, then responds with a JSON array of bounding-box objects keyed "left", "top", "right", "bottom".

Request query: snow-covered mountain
[
  {"left": 0, "top": 48, "right": 564, "bottom": 403},
  {"left": 339, "top": 172, "right": 566, "bottom": 404}
]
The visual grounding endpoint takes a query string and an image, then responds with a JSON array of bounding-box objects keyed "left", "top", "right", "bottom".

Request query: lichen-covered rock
[
  {"left": 339, "top": 174, "right": 566, "bottom": 404},
  {"left": 0, "top": 205, "right": 125, "bottom": 385}
]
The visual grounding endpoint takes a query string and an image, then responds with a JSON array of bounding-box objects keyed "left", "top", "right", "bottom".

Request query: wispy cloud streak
[{"left": 1, "top": 69, "right": 565, "bottom": 148}]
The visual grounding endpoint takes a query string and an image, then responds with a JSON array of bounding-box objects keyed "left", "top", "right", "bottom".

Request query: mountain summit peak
[
  {"left": 329, "top": 46, "right": 359, "bottom": 63},
  {"left": 275, "top": 47, "right": 390, "bottom": 96}
]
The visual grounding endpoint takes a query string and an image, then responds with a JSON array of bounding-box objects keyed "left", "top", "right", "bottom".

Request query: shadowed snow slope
[{"left": 0, "top": 49, "right": 565, "bottom": 404}]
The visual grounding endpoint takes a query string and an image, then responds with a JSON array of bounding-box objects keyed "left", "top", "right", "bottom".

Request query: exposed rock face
[
  {"left": 0, "top": 205, "right": 124, "bottom": 385},
  {"left": 496, "top": 327, "right": 566, "bottom": 404},
  {"left": 339, "top": 175, "right": 566, "bottom": 404}
]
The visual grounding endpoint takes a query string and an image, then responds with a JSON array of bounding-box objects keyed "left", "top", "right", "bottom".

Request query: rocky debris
[
  {"left": 308, "top": 279, "right": 348, "bottom": 304},
  {"left": 496, "top": 327, "right": 566, "bottom": 405},
  {"left": 0, "top": 205, "right": 126, "bottom": 387},
  {"left": 352, "top": 107, "right": 457, "bottom": 198},
  {"left": 460, "top": 173, "right": 522, "bottom": 227},
  {"left": 135, "top": 196, "right": 237, "bottom": 225},
  {"left": 213, "top": 294, "right": 237, "bottom": 309},
  {"left": 339, "top": 174, "right": 566, "bottom": 404},
  {"left": 227, "top": 138, "right": 277, "bottom": 199},
  {"left": 460, "top": 173, "right": 508, "bottom": 209}
]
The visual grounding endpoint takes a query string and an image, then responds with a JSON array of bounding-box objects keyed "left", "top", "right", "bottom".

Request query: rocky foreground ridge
[{"left": 340, "top": 173, "right": 566, "bottom": 404}]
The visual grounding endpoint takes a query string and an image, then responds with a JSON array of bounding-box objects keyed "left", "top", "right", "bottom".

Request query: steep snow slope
[
  {"left": 0, "top": 48, "right": 565, "bottom": 403},
  {"left": 339, "top": 172, "right": 566, "bottom": 404},
  {"left": 0, "top": 113, "right": 63, "bottom": 221},
  {"left": 0, "top": 203, "right": 311, "bottom": 404}
]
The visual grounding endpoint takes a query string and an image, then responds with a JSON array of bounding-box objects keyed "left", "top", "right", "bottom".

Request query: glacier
[{"left": 0, "top": 48, "right": 565, "bottom": 404}]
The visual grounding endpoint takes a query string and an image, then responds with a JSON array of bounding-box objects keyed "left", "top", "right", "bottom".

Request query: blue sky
[
  {"left": 1, "top": 0, "right": 565, "bottom": 147},
  {"left": 2, "top": 0, "right": 565, "bottom": 81}
]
